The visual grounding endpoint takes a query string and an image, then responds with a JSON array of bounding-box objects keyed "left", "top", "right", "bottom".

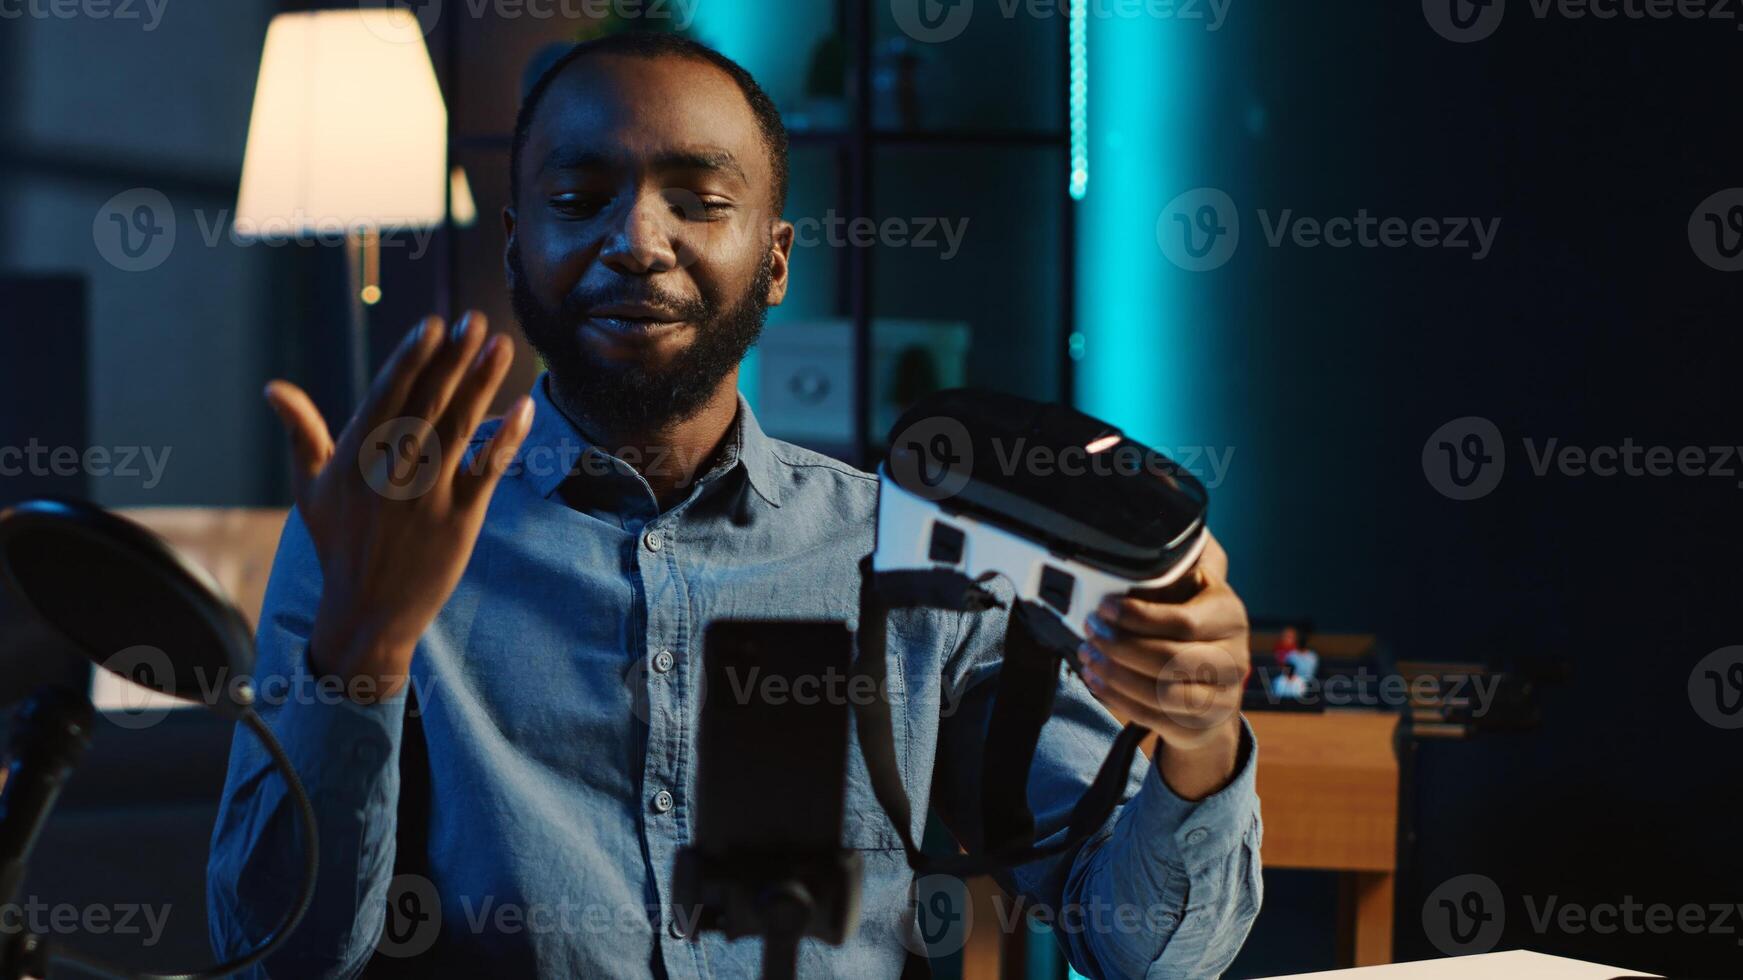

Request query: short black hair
[{"left": 509, "top": 33, "right": 788, "bottom": 215}]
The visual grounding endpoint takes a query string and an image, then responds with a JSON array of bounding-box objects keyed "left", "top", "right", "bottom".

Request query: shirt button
[
  {"left": 1185, "top": 827, "right": 1210, "bottom": 846},
  {"left": 668, "top": 917, "right": 687, "bottom": 939},
  {"left": 644, "top": 529, "right": 663, "bottom": 552},
  {"left": 652, "top": 789, "right": 675, "bottom": 813},
  {"left": 653, "top": 649, "right": 675, "bottom": 674}
]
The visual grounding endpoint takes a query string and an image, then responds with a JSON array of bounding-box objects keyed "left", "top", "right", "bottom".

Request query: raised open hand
[{"left": 263, "top": 311, "right": 533, "bottom": 701}]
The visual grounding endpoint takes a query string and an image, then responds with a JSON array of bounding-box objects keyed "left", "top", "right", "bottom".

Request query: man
[{"left": 207, "top": 32, "right": 1261, "bottom": 979}]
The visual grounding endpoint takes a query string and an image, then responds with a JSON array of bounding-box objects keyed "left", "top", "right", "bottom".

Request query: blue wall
[{"left": 1075, "top": 4, "right": 1743, "bottom": 976}]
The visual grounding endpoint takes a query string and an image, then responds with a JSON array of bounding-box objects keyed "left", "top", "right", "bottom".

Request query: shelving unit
[{"left": 833, "top": 0, "right": 1076, "bottom": 464}]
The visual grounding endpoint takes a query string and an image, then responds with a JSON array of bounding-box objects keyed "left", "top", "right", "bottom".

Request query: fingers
[
  {"left": 263, "top": 380, "right": 334, "bottom": 502},
  {"left": 1097, "top": 577, "right": 1248, "bottom": 643},
  {"left": 1198, "top": 530, "right": 1229, "bottom": 582},
  {"left": 1125, "top": 528, "right": 1229, "bottom": 607},
  {"left": 1076, "top": 658, "right": 1241, "bottom": 734},
  {"left": 1073, "top": 529, "right": 1248, "bottom": 741},
  {"left": 401, "top": 311, "right": 490, "bottom": 428},
  {"left": 456, "top": 395, "right": 535, "bottom": 507},
  {"left": 434, "top": 332, "right": 514, "bottom": 475},
  {"left": 1085, "top": 634, "right": 1248, "bottom": 685},
  {"left": 338, "top": 315, "right": 445, "bottom": 452}
]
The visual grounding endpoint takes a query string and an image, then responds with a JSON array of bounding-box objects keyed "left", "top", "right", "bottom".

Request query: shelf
[
  {"left": 451, "top": 128, "right": 1066, "bottom": 153},
  {"left": 795, "top": 128, "right": 1067, "bottom": 148}
]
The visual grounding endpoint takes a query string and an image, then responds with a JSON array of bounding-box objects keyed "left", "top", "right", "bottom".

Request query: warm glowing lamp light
[
  {"left": 450, "top": 166, "right": 478, "bottom": 229},
  {"left": 236, "top": 9, "right": 446, "bottom": 235},
  {"left": 235, "top": 8, "right": 448, "bottom": 402}
]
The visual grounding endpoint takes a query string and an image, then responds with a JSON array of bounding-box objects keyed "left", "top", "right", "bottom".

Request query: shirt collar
[
  {"left": 730, "top": 388, "right": 785, "bottom": 508},
  {"left": 523, "top": 372, "right": 783, "bottom": 509}
]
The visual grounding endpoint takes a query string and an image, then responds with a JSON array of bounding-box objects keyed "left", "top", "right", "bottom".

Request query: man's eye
[
  {"left": 666, "top": 193, "right": 734, "bottom": 221},
  {"left": 550, "top": 193, "right": 606, "bottom": 218}
]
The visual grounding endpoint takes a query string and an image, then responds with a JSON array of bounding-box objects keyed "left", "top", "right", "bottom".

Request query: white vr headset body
[{"left": 871, "top": 467, "right": 1209, "bottom": 641}]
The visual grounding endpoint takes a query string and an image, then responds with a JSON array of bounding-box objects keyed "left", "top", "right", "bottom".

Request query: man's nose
[{"left": 598, "top": 191, "right": 680, "bottom": 276}]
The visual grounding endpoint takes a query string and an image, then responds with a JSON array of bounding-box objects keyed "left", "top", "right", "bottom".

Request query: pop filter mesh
[{"left": 3, "top": 522, "right": 232, "bottom": 705}]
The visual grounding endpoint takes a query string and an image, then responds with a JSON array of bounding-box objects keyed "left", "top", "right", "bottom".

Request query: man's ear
[
  {"left": 501, "top": 206, "right": 518, "bottom": 286},
  {"left": 763, "top": 219, "right": 795, "bottom": 307}
]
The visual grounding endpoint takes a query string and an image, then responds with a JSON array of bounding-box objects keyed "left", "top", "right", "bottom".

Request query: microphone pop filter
[{"left": 0, "top": 499, "right": 256, "bottom": 717}]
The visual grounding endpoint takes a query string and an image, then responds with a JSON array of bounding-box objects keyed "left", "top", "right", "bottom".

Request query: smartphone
[{"left": 693, "top": 620, "right": 853, "bottom": 855}]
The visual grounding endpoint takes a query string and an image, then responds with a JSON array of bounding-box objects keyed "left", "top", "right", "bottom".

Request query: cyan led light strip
[
  {"left": 1075, "top": 7, "right": 1199, "bottom": 446},
  {"left": 1068, "top": 0, "right": 1088, "bottom": 200}
]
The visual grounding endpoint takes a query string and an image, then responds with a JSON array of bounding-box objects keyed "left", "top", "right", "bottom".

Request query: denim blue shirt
[{"left": 207, "top": 373, "right": 1262, "bottom": 979}]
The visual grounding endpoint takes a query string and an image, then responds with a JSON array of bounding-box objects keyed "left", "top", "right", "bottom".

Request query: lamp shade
[{"left": 235, "top": 9, "right": 448, "bottom": 239}]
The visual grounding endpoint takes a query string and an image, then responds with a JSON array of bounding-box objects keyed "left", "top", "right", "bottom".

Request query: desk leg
[
  {"left": 961, "top": 875, "right": 1003, "bottom": 980},
  {"left": 1349, "top": 871, "right": 1394, "bottom": 966}
]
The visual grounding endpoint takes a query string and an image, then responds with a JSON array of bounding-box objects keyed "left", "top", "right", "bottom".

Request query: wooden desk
[
  {"left": 1250, "top": 711, "right": 1401, "bottom": 967},
  {"left": 962, "top": 710, "right": 1402, "bottom": 976}
]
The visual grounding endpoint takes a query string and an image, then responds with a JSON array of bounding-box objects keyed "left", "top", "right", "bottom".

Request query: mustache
[{"left": 559, "top": 282, "right": 711, "bottom": 322}]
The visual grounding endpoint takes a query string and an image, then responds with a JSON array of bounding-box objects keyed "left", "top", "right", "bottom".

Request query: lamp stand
[{"left": 343, "top": 228, "right": 381, "bottom": 409}]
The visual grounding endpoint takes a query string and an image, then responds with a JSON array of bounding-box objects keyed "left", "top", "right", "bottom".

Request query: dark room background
[{"left": 1, "top": 0, "right": 1739, "bottom": 977}]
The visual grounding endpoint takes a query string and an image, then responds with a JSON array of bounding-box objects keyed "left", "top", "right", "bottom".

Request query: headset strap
[{"left": 853, "top": 557, "right": 1152, "bottom": 877}]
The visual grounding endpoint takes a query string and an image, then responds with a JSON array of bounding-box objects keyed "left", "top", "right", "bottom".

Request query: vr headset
[{"left": 854, "top": 389, "right": 1210, "bottom": 874}]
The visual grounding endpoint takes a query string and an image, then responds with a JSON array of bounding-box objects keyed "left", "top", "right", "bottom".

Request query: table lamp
[{"left": 234, "top": 8, "right": 449, "bottom": 405}]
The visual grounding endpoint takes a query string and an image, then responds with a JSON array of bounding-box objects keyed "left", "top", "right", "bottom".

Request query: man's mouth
[{"left": 583, "top": 302, "right": 691, "bottom": 340}]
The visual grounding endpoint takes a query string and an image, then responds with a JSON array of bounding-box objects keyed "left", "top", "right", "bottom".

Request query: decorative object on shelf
[
  {"left": 872, "top": 37, "right": 924, "bottom": 131},
  {"left": 756, "top": 318, "right": 970, "bottom": 449},
  {"left": 787, "top": 33, "right": 849, "bottom": 133}
]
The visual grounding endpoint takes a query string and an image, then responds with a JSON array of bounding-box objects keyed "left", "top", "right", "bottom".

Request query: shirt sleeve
[
  {"left": 932, "top": 587, "right": 1263, "bottom": 979},
  {"left": 205, "top": 507, "right": 407, "bottom": 979}
]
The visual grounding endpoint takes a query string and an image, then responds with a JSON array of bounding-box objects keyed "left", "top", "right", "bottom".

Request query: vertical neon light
[
  {"left": 1068, "top": 0, "right": 1088, "bottom": 201},
  {"left": 1074, "top": 14, "right": 1200, "bottom": 447}
]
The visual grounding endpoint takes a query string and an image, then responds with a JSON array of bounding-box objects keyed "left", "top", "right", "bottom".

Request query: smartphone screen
[{"left": 694, "top": 620, "right": 853, "bottom": 854}]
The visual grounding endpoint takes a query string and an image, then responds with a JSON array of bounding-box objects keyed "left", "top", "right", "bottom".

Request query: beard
[{"left": 508, "top": 242, "right": 773, "bottom": 437}]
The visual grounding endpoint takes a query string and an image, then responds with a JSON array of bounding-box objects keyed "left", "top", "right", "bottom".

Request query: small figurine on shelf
[
  {"left": 1272, "top": 624, "right": 1320, "bottom": 689},
  {"left": 1269, "top": 659, "right": 1307, "bottom": 700}
]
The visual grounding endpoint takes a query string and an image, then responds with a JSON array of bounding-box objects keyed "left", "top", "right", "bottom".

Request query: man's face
[{"left": 505, "top": 53, "right": 792, "bottom": 434}]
